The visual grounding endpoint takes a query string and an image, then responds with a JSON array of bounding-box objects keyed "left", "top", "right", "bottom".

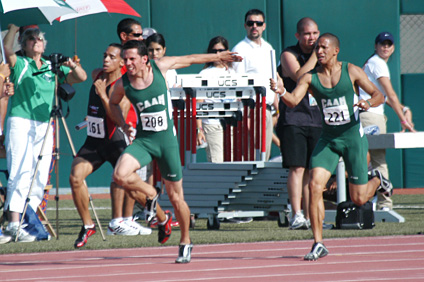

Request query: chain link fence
[{"left": 400, "top": 14, "right": 424, "bottom": 74}]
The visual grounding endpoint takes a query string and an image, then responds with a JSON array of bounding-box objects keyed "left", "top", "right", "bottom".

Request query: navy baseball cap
[{"left": 375, "top": 32, "right": 394, "bottom": 44}]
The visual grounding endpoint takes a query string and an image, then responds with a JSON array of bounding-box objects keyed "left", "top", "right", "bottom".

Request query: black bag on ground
[{"left": 336, "top": 201, "right": 375, "bottom": 229}]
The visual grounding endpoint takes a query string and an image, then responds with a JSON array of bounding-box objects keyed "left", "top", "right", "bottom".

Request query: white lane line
[{"left": 1, "top": 264, "right": 423, "bottom": 282}]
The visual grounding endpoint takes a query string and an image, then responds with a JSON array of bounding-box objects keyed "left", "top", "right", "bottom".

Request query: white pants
[
  {"left": 204, "top": 123, "right": 224, "bottom": 163},
  {"left": 5, "top": 117, "right": 53, "bottom": 212}
]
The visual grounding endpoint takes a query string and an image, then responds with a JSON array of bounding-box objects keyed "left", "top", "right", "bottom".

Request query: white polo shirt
[
  {"left": 232, "top": 36, "right": 275, "bottom": 106},
  {"left": 359, "top": 54, "right": 389, "bottom": 115}
]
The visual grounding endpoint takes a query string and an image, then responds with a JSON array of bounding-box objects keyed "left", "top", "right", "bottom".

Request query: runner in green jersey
[
  {"left": 108, "top": 40, "right": 242, "bottom": 263},
  {"left": 271, "top": 33, "right": 393, "bottom": 261}
]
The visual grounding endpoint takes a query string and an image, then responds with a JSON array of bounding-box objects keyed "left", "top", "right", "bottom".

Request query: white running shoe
[
  {"left": 5, "top": 225, "right": 36, "bottom": 242},
  {"left": 305, "top": 219, "right": 311, "bottom": 229},
  {"left": 289, "top": 212, "right": 308, "bottom": 230},
  {"left": 107, "top": 220, "right": 140, "bottom": 236},
  {"left": 0, "top": 230, "right": 11, "bottom": 244},
  {"left": 124, "top": 219, "right": 152, "bottom": 235},
  {"left": 175, "top": 243, "right": 193, "bottom": 263}
]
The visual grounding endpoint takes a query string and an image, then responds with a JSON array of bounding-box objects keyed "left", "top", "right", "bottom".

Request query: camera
[
  {"left": 58, "top": 83, "right": 75, "bottom": 102},
  {"left": 49, "top": 53, "right": 70, "bottom": 74},
  {"left": 49, "top": 53, "right": 70, "bottom": 65}
]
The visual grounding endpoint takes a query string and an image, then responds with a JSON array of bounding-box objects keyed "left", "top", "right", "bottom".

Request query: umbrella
[
  {"left": 0, "top": 0, "right": 77, "bottom": 62},
  {"left": 57, "top": 0, "right": 141, "bottom": 54},
  {"left": 58, "top": 0, "right": 140, "bottom": 21},
  {"left": 0, "top": 0, "right": 76, "bottom": 26}
]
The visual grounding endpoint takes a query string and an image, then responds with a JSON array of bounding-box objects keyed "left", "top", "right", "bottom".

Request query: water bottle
[
  {"left": 196, "top": 140, "right": 208, "bottom": 149},
  {"left": 363, "top": 125, "right": 380, "bottom": 135}
]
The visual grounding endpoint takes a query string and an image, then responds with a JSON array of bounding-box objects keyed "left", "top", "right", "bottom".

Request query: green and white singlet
[
  {"left": 122, "top": 61, "right": 182, "bottom": 181},
  {"left": 309, "top": 62, "right": 368, "bottom": 184}
]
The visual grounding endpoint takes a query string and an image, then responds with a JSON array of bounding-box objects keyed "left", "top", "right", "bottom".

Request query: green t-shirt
[{"left": 9, "top": 56, "right": 70, "bottom": 123}]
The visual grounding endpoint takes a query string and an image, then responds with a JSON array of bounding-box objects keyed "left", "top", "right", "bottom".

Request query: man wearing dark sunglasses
[
  {"left": 117, "top": 18, "right": 144, "bottom": 43},
  {"left": 232, "top": 9, "right": 278, "bottom": 161}
]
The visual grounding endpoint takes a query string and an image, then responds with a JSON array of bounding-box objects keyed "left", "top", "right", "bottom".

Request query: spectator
[
  {"left": 232, "top": 9, "right": 278, "bottom": 161},
  {"left": 196, "top": 36, "right": 235, "bottom": 163},
  {"left": 145, "top": 33, "right": 178, "bottom": 88},
  {"left": 0, "top": 63, "right": 13, "bottom": 156},
  {"left": 359, "top": 31, "right": 415, "bottom": 211},
  {"left": 276, "top": 17, "right": 322, "bottom": 230},
  {"left": 3, "top": 24, "right": 87, "bottom": 242},
  {"left": 0, "top": 63, "right": 12, "bottom": 244}
]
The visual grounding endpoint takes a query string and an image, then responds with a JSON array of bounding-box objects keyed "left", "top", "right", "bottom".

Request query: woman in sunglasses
[
  {"left": 2, "top": 24, "right": 87, "bottom": 242},
  {"left": 196, "top": 36, "right": 235, "bottom": 163}
]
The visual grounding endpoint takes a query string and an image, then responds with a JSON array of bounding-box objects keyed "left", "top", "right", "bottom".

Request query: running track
[{"left": 1, "top": 235, "right": 423, "bottom": 281}]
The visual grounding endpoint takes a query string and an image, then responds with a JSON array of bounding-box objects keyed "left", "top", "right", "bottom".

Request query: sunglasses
[
  {"left": 211, "top": 49, "right": 227, "bottom": 53},
  {"left": 129, "top": 32, "right": 143, "bottom": 38},
  {"left": 28, "top": 36, "right": 44, "bottom": 42},
  {"left": 246, "top": 20, "right": 264, "bottom": 27},
  {"left": 378, "top": 40, "right": 393, "bottom": 47}
]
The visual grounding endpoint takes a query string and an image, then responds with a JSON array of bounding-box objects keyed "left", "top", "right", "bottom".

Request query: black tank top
[
  {"left": 277, "top": 43, "right": 322, "bottom": 128},
  {"left": 86, "top": 72, "right": 116, "bottom": 140}
]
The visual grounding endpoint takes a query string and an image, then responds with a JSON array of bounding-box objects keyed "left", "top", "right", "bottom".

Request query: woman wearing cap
[{"left": 359, "top": 31, "right": 415, "bottom": 211}]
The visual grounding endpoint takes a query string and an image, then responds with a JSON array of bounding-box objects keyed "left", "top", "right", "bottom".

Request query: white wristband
[
  {"left": 279, "top": 88, "right": 286, "bottom": 98},
  {"left": 403, "top": 106, "right": 410, "bottom": 114}
]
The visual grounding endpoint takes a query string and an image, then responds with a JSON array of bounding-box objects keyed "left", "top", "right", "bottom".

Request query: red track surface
[{"left": 1, "top": 235, "right": 423, "bottom": 282}]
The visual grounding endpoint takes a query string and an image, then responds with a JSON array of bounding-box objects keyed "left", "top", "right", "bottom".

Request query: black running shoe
[
  {"left": 304, "top": 242, "right": 329, "bottom": 261},
  {"left": 158, "top": 210, "right": 172, "bottom": 244},
  {"left": 175, "top": 243, "right": 193, "bottom": 263},
  {"left": 371, "top": 169, "right": 393, "bottom": 196},
  {"left": 74, "top": 226, "right": 96, "bottom": 248},
  {"left": 145, "top": 187, "right": 160, "bottom": 223}
]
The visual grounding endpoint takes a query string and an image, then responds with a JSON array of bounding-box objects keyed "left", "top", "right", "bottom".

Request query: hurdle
[{"left": 156, "top": 74, "right": 290, "bottom": 229}]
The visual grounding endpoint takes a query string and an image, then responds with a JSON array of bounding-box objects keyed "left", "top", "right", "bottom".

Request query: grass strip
[{"left": 0, "top": 194, "right": 422, "bottom": 254}]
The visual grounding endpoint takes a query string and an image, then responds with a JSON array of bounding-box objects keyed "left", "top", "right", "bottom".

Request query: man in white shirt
[{"left": 232, "top": 9, "right": 278, "bottom": 161}]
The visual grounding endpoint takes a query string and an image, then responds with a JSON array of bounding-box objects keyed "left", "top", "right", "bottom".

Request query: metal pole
[{"left": 337, "top": 158, "right": 347, "bottom": 203}]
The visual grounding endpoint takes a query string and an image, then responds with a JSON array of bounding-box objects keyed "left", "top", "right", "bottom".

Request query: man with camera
[{"left": 2, "top": 24, "right": 87, "bottom": 242}]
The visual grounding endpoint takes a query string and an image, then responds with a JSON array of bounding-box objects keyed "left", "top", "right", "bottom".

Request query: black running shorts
[
  {"left": 76, "top": 128, "right": 128, "bottom": 172},
  {"left": 277, "top": 125, "right": 322, "bottom": 168}
]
